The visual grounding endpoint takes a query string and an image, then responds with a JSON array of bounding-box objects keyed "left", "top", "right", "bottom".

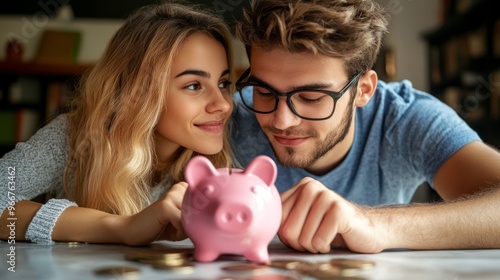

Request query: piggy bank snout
[{"left": 215, "top": 203, "right": 253, "bottom": 233}]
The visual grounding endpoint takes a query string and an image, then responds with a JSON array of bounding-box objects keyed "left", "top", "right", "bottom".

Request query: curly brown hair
[{"left": 236, "top": 0, "right": 389, "bottom": 77}]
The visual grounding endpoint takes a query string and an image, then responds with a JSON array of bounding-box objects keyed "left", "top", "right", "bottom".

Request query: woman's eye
[
  {"left": 218, "top": 80, "right": 230, "bottom": 88},
  {"left": 186, "top": 83, "right": 201, "bottom": 91},
  {"left": 219, "top": 80, "right": 231, "bottom": 89}
]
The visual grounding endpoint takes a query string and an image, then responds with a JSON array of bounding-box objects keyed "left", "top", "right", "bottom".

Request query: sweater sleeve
[
  {"left": 0, "top": 114, "right": 73, "bottom": 243},
  {"left": 25, "top": 198, "right": 78, "bottom": 244}
]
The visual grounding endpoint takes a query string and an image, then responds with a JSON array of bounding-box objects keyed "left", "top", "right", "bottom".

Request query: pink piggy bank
[{"left": 181, "top": 155, "right": 282, "bottom": 263}]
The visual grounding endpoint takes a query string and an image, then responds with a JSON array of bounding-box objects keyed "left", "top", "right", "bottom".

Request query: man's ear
[{"left": 354, "top": 70, "right": 378, "bottom": 107}]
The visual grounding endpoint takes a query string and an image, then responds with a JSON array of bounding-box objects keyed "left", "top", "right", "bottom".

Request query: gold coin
[
  {"left": 141, "top": 257, "right": 188, "bottom": 266},
  {"left": 215, "top": 277, "right": 246, "bottom": 280},
  {"left": 94, "top": 266, "right": 140, "bottom": 277},
  {"left": 329, "top": 258, "right": 376, "bottom": 269},
  {"left": 305, "top": 264, "right": 360, "bottom": 278},
  {"left": 247, "top": 274, "right": 301, "bottom": 280},
  {"left": 124, "top": 250, "right": 189, "bottom": 262},
  {"left": 269, "top": 259, "right": 316, "bottom": 271},
  {"left": 221, "top": 263, "right": 270, "bottom": 272},
  {"left": 55, "top": 241, "right": 87, "bottom": 247},
  {"left": 152, "top": 263, "right": 194, "bottom": 274}
]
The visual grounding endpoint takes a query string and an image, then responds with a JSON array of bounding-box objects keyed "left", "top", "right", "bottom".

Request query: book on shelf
[
  {"left": 445, "top": 0, "right": 485, "bottom": 18},
  {"left": 16, "top": 109, "right": 39, "bottom": 142},
  {"left": 440, "top": 26, "right": 489, "bottom": 79},
  {"left": 444, "top": 39, "right": 459, "bottom": 77},
  {"left": 491, "top": 70, "right": 500, "bottom": 120},
  {"left": 0, "top": 109, "right": 39, "bottom": 145},
  {"left": 0, "top": 111, "right": 16, "bottom": 145},
  {"left": 494, "top": 19, "right": 500, "bottom": 57},
  {"left": 466, "top": 27, "right": 487, "bottom": 59},
  {"left": 430, "top": 47, "right": 441, "bottom": 85},
  {"left": 46, "top": 81, "right": 73, "bottom": 122},
  {"left": 442, "top": 84, "right": 489, "bottom": 123},
  {"left": 34, "top": 29, "right": 82, "bottom": 64},
  {"left": 46, "top": 82, "right": 62, "bottom": 121},
  {"left": 8, "top": 77, "right": 41, "bottom": 104},
  {"left": 455, "top": 0, "right": 473, "bottom": 14}
]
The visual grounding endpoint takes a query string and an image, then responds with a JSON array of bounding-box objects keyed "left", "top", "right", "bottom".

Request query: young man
[{"left": 230, "top": 0, "right": 500, "bottom": 254}]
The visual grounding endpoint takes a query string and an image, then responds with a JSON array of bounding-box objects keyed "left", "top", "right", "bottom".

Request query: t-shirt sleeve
[{"left": 383, "top": 81, "right": 481, "bottom": 188}]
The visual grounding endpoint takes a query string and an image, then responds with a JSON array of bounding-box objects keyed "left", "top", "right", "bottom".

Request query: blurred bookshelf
[
  {"left": 423, "top": 0, "right": 500, "bottom": 147},
  {"left": 0, "top": 61, "right": 93, "bottom": 157}
]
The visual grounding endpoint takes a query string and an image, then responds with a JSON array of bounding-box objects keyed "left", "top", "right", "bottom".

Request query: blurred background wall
[
  {"left": 0, "top": 0, "right": 440, "bottom": 82},
  {"left": 1, "top": 0, "right": 499, "bottom": 202}
]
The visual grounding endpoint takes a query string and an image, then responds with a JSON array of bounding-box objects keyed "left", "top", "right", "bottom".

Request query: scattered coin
[
  {"left": 329, "top": 258, "right": 376, "bottom": 270},
  {"left": 124, "top": 248, "right": 194, "bottom": 274},
  {"left": 55, "top": 241, "right": 87, "bottom": 247},
  {"left": 124, "top": 250, "right": 190, "bottom": 262},
  {"left": 267, "top": 257, "right": 374, "bottom": 279},
  {"left": 152, "top": 263, "right": 195, "bottom": 274},
  {"left": 215, "top": 276, "right": 247, "bottom": 280},
  {"left": 247, "top": 274, "right": 301, "bottom": 280},
  {"left": 221, "top": 263, "right": 270, "bottom": 272},
  {"left": 304, "top": 264, "right": 360, "bottom": 278},
  {"left": 94, "top": 266, "right": 140, "bottom": 277},
  {"left": 137, "top": 256, "right": 188, "bottom": 266},
  {"left": 269, "top": 259, "right": 316, "bottom": 271},
  {"left": 121, "top": 249, "right": 375, "bottom": 278}
]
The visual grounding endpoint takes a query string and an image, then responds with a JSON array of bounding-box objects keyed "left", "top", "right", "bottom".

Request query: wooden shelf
[
  {"left": 0, "top": 61, "right": 93, "bottom": 152},
  {"left": 422, "top": 0, "right": 500, "bottom": 139},
  {"left": 0, "top": 61, "right": 93, "bottom": 77},
  {"left": 422, "top": 0, "right": 496, "bottom": 44},
  {"left": 430, "top": 56, "right": 500, "bottom": 91}
]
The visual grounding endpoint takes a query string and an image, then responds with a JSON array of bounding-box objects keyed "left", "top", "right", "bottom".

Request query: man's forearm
[{"left": 371, "top": 186, "right": 500, "bottom": 250}]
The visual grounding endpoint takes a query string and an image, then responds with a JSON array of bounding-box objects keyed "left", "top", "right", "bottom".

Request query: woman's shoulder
[
  {"left": 14, "top": 113, "right": 71, "bottom": 159},
  {"left": 31, "top": 114, "right": 69, "bottom": 143},
  {"left": 42, "top": 113, "right": 69, "bottom": 131},
  {"left": 0, "top": 114, "right": 71, "bottom": 202}
]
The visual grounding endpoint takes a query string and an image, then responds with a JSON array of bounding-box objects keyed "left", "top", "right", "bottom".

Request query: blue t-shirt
[{"left": 230, "top": 80, "right": 481, "bottom": 205}]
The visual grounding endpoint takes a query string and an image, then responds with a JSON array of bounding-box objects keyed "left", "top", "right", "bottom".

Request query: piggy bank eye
[
  {"left": 251, "top": 185, "right": 262, "bottom": 194},
  {"left": 203, "top": 184, "right": 215, "bottom": 196}
]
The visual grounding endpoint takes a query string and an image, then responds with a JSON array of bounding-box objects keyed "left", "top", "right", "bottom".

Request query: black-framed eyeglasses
[{"left": 235, "top": 68, "right": 363, "bottom": 121}]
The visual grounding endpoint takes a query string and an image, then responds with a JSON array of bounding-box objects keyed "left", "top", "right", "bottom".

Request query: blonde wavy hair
[
  {"left": 236, "top": 0, "right": 389, "bottom": 77},
  {"left": 64, "top": 2, "right": 234, "bottom": 215}
]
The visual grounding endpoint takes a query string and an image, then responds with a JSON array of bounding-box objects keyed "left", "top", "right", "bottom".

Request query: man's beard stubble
[{"left": 261, "top": 96, "right": 355, "bottom": 169}]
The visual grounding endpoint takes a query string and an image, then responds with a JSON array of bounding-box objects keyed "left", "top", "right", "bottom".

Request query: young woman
[{"left": 0, "top": 2, "right": 235, "bottom": 245}]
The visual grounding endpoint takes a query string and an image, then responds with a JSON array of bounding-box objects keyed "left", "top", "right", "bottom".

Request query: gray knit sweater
[{"left": 0, "top": 114, "right": 168, "bottom": 244}]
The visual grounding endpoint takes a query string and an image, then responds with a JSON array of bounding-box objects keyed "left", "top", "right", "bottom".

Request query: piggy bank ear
[
  {"left": 243, "top": 155, "right": 277, "bottom": 186},
  {"left": 185, "top": 156, "right": 218, "bottom": 189}
]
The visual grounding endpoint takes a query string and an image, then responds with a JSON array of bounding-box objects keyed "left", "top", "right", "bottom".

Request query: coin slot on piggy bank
[{"left": 181, "top": 155, "right": 282, "bottom": 264}]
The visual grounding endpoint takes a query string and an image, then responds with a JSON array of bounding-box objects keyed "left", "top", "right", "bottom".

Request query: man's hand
[{"left": 279, "top": 177, "right": 384, "bottom": 254}]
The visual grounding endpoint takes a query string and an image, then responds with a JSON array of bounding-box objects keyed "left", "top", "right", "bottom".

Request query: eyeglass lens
[{"left": 240, "top": 85, "right": 335, "bottom": 119}]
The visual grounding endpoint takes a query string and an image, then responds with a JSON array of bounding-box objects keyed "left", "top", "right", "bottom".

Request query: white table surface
[{"left": 1, "top": 237, "right": 500, "bottom": 280}]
